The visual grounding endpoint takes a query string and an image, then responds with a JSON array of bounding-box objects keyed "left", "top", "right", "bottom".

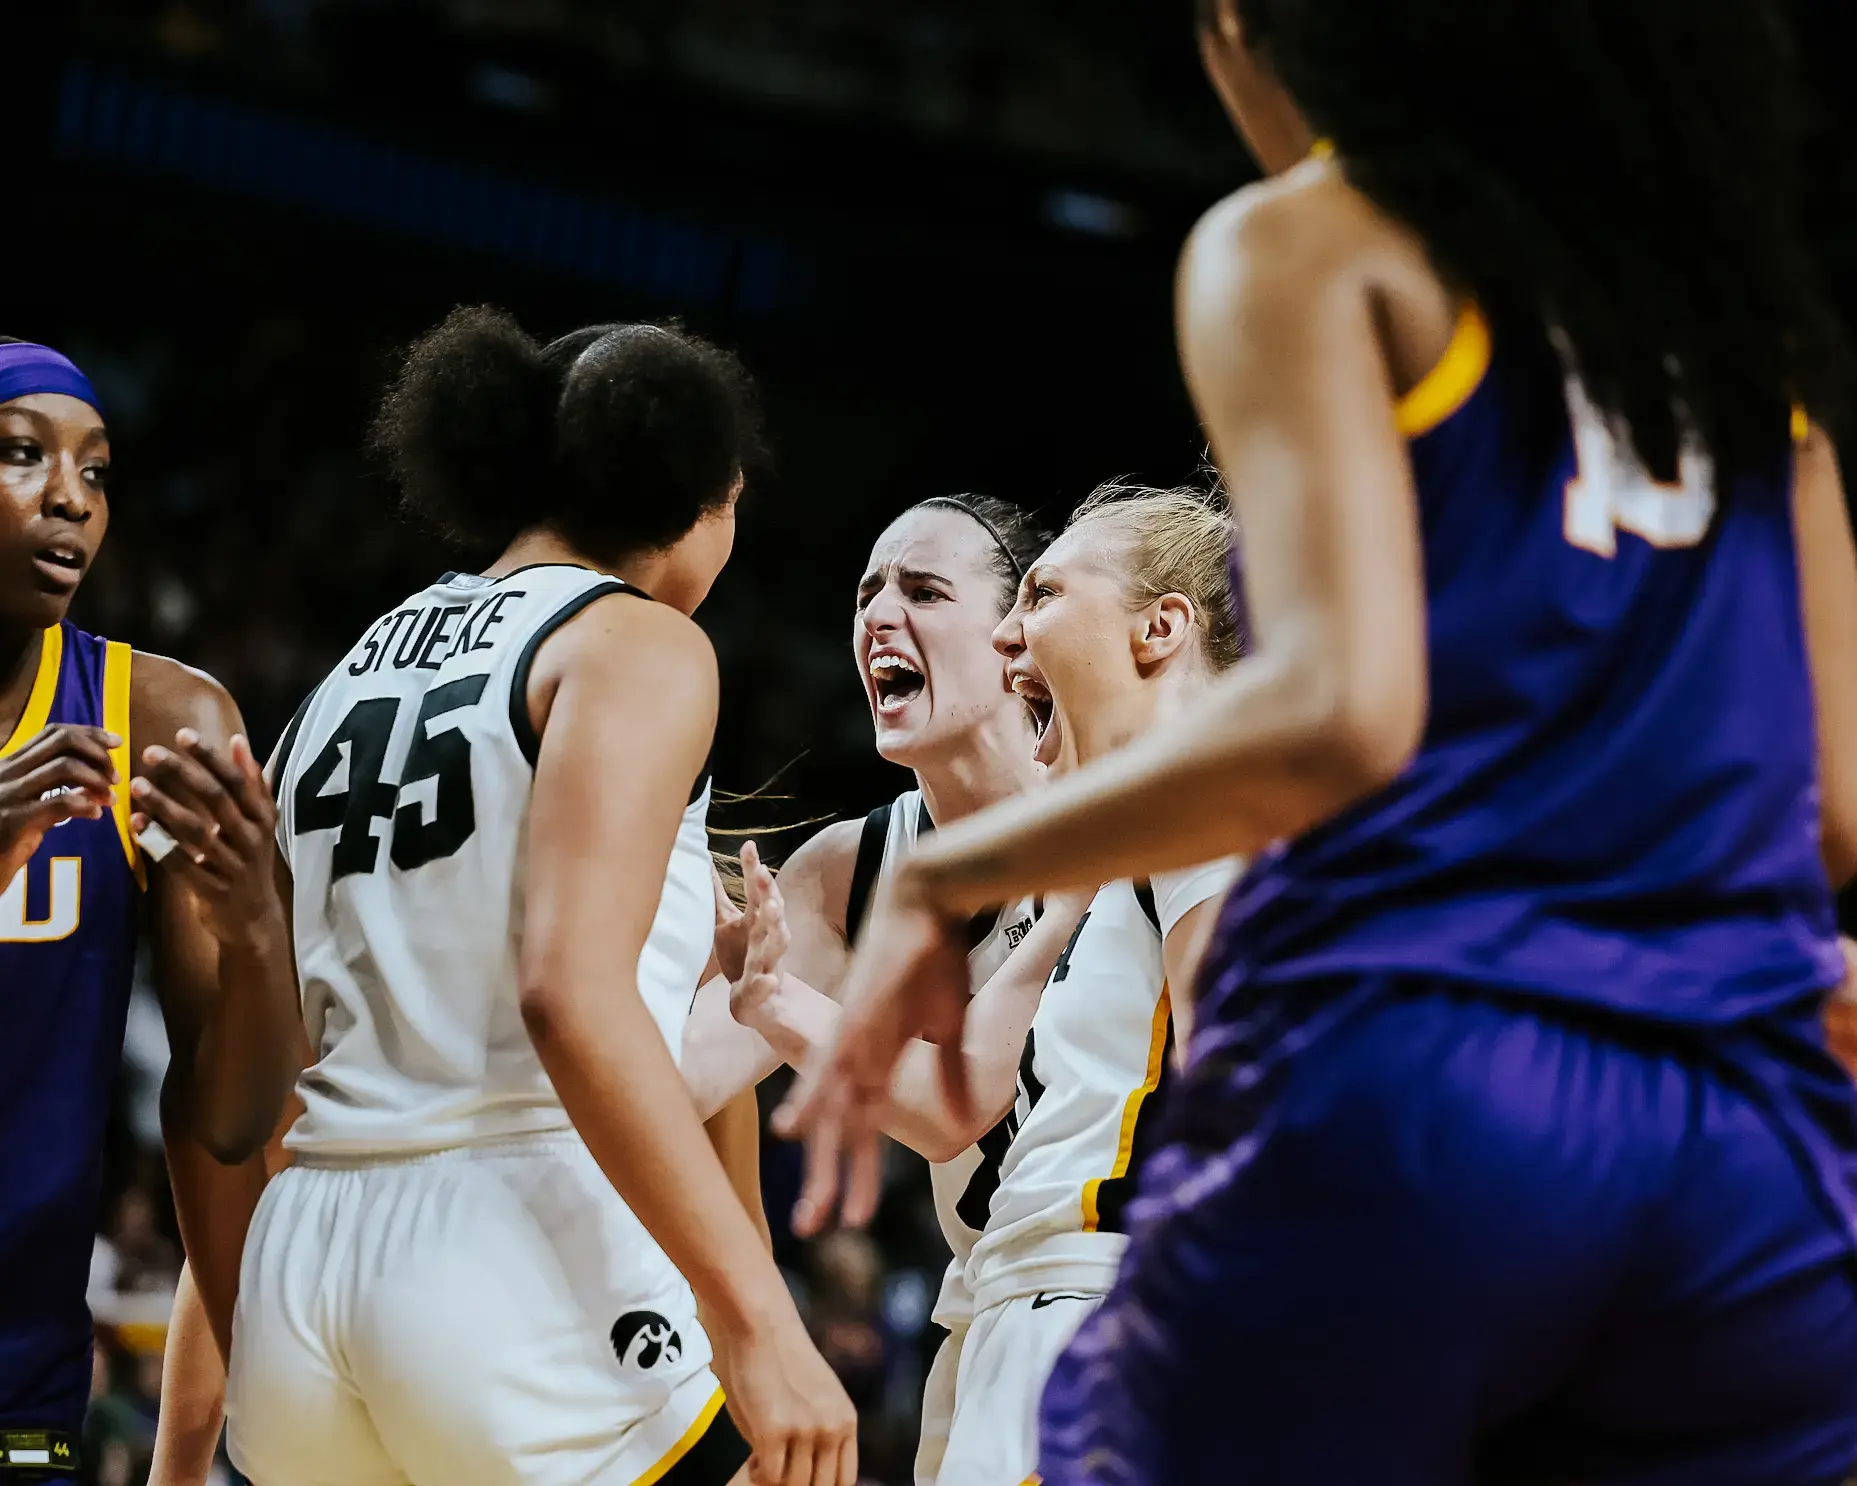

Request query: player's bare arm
[
  {"left": 130, "top": 656, "right": 299, "bottom": 1167},
  {"left": 520, "top": 592, "right": 855, "bottom": 1486},
  {"left": 781, "top": 180, "right": 1438, "bottom": 1181},
  {"left": 884, "top": 183, "right": 1433, "bottom": 916},
  {"left": 151, "top": 1064, "right": 301, "bottom": 1486},
  {"left": 1793, "top": 425, "right": 1857, "bottom": 889},
  {"left": 680, "top": 819, "right": 864, "bottom": 1118},
  {"left": 739, "top": 853, "right": 1086, "bottom": 1163}
]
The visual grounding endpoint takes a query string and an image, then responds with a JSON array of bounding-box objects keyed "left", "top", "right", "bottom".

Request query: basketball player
[
  {"left": 183, "top": 308, "right": 853, "bottom": 1486},
  {"left": 787, "top": 0, "right": 1857, "bottom": 1480},
  {"left": 741, "top": 483, "right": 1243, "bottom": 1485},
  {"left": 681, "top": 494, "right": 1052, "bottom": 1486},
  {"left": 0, "top": 340, "right": 299, "bottom": 1482}
]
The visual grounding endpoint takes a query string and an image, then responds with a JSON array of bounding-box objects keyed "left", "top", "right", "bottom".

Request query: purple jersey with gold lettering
[{"left": 0, "top": 625, "right": 142, "bottom": 1459}]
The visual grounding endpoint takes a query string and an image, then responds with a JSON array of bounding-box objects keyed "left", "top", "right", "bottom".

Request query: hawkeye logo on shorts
[
  {"left": 611, "top": 1311, "right": 683, "bottom": 1371},
  {"left": 1004, "top": 917, "right": 1034, "bottom": 950}
]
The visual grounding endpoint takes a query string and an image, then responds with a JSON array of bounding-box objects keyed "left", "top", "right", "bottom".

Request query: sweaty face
[
  {"left": 853, "top": 507, "right": 1017, "bottom": 766},
  {"left": 0, "top": 394, "right": 110, "bottom": 631},
  {"left": 993, "top": 521, "right": 1142, "bottom": 769}
]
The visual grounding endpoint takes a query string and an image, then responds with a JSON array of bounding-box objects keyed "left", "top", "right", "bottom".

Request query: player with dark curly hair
[
  {"left": 789, "top": 1, "right": 1857, "bottom": 1481},
  {"left": 156, "top": 307, "right": 856, "bottom": 1486}
]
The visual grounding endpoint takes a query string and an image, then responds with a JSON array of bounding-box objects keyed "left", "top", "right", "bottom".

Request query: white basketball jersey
[
  {"left": 853, "top": 790, "right": 1038, "bottom": 1326},
  {"left": 273, "top": 564, "right": 716, "bottom": 1157},
  {"left": 964, "top": 860, "right": 1238, "bottom": 1312}
]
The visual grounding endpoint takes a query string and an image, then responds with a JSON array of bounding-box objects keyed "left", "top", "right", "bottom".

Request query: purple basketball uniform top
[
  {"left": 0, "top": 625, "right": 143, "bottom": 1442},
  {"left": 1212, "top": 307, "right": 1841, "bottom": 1023}
]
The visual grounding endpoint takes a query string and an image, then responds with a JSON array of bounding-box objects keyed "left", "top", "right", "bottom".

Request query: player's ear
[{"left": 1134, "top": 594, "right": 1196, "bottom": 667}]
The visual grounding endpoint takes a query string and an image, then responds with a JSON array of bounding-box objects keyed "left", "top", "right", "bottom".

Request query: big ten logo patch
[
  {"left": 0, "top": 858, "right": 81, "bottom": 944},
  {"left": 611, "top": 1311, "right": 683, "bottom": 1371},
  {"left": 1004, "top": 916, "right": 1034, "bottom": 951}
]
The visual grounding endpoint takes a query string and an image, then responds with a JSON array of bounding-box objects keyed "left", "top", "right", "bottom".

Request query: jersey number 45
[{"left": 293, "top": 677, "right": 487, "bottom": 881}]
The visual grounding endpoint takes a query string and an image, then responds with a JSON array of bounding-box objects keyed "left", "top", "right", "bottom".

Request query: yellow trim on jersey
[
  {"left": 630, "top": 1386, "right": 727, "bottom": 1486},
  {"left": 1792, "top": 405, "right": 1811, "bottom": 445},
  {"left": 1394, "top": 303, "right": 1492, "bottom": 439},
  {"left": 1082, "top": 985, "right": 1173, "bottom": 1234},
  {"left": 1, "top": 626, "right": 63, "bottom": 758},
  {"left": 103, "top": 641, "right": 143, "bottom": 887},
  {"left": 1309, "top": 137, "right": 1335, "bottom": 161}
]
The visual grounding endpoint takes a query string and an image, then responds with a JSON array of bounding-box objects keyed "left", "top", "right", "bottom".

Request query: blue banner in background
[{"left": 54, "top": 60, "right": 797, "bottom": 317}]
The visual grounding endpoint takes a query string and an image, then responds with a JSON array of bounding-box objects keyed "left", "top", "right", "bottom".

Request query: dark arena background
[{"left": 12, "top": 2, "right": 1857, "bottom": 1481}]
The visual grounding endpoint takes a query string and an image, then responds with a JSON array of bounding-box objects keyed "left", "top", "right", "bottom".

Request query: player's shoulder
[
  {"left": 536, "top": 588, "right": 717, "bottom": 694},
  {"left": 778, "top": 818, "right": 866, "bottom": 934},
  {"left": 128, "top": 650, "right": 240, "bottom": 747},
  {"left": 553, "top": 587, "right": 711, "bottom": 657},
  {"left": 1184, "top": 157, "right": 1421, "bottom": 315}
]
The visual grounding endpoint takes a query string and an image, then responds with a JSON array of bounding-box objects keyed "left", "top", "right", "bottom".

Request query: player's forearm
[
  {"left": 162, "top": 1134, "right": 270, "bottom": 1360},
  {"left": 522, "top": 972, "right": 795, "bottom": 1337},
  {"left": 739, "top": 975, "right": 1003, "bottom": 1160},
  {"left": 149, "top": 1262, "right": 226, "bottom": 1486},
  {"left": 181, "top": 916, "right": 300, "bottom": 1163},
  {"left": 683, "top": 977, "right": 785, "bottom": 1120},
  {"left": 905, "top": 655, "right": 1401, "bottom": 915},
  {"left": 706, "top": 1089, "right": 772, "bottom": 1252}
]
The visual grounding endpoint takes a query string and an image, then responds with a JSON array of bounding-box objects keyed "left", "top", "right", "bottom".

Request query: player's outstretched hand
[
  {"left": 774, "top": 864, "right": 972, "bottom": 1236},
  {"left": 713, "top": 856, "right": 750, "bottom": 984},
  {"left": 0, "top": 723, "right": 119, "bottom": 888},
  {"left": 131, "top": 730, "right": 282, "bottom": 944},
  {"left": 729, "top": 841, "right": 789, "bottom": 1028},
  {"left": 728, "top": 1307, "right": 859, "bottom": 1486}
]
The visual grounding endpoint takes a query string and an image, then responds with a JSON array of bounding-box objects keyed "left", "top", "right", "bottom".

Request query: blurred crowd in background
[{"left": 31, "top": 0, "right": 1857, "bottom": 1482}]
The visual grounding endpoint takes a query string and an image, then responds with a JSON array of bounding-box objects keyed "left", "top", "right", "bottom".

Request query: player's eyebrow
[{"left": 858, "top": 565, "right": 955, "bottom": 596}]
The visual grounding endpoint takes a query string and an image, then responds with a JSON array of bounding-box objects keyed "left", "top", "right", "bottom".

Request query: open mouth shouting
[
  {"left": 868, "top": 647, "right": 926, "bottom": 718},
  {"left": 1010, "top": 668, "right": 1060, "bottom": 768}
]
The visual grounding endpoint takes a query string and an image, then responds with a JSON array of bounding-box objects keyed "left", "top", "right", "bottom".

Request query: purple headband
[{"left": 0, "top": 344, "right": 102, "bottom": 415}]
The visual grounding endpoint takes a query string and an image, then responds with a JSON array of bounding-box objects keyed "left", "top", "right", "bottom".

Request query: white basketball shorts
[
  {"left": 935, "top": 1291, "right": 1100, "bottom": 1486},
  {"left": 913, "top": 1319, "right": 967, "bottom": 1486},
  {"left": 225, "top": 1133, "right": 749, "bottom": 1486}
]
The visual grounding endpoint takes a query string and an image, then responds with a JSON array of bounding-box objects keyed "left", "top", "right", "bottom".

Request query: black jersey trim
[
  {"left": 509, "top": 581, "right": 645, "bottom": 766},
  {"left": 844, "top": 801, "right": 894, "bottom": 944},
  {"left": 1134, "top": 880, "right": 1160, "bottom": 934},
  {"left": 654, "top": 1395, "right": 751, "bottom": 1486},
  {"left": 270, "top": 678, "right": 324, "bottom": 785},
  {"left": 1088, "top": 1020, "right": 1175, "bottom": 1236},
  {"left": 910, "top": 798, "right": 1000, "bottom": 947},
  {"left": 500, "top": 561, "right": 654, "bottom": 589}
]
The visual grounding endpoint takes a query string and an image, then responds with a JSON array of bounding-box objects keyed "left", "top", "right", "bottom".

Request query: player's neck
[
  {"left": 485, "top": 529, "right": 682, "bottom": 603},
  {"left": 1071, "top": 668, "right": 1205, "bottom": 765},
  {"left": 913, "top": 717, "right": 1041, "bottom": 828},
  {"left": 0, "top": 624, "right": 46, "bottom": 742}
]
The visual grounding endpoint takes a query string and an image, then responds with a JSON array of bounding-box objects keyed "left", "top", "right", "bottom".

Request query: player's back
[
  {"left": 273, "top": 564, "right": 715, "bottom": 1158},
  {"left": 1218, "top": 309, "right": 1840, "bottom": 1023}
]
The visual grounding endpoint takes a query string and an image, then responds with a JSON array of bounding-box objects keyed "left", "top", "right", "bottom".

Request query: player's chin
[
  {"left": 871, "top": 697, "right": 932, "bottom": 760},
  {"left": 3, "top": 576, "right": 77, "bottom": 631}
]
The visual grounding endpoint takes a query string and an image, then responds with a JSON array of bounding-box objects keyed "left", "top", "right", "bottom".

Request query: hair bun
[{"left": 370, "top": 306, "right": 555, "bottom": 550}]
